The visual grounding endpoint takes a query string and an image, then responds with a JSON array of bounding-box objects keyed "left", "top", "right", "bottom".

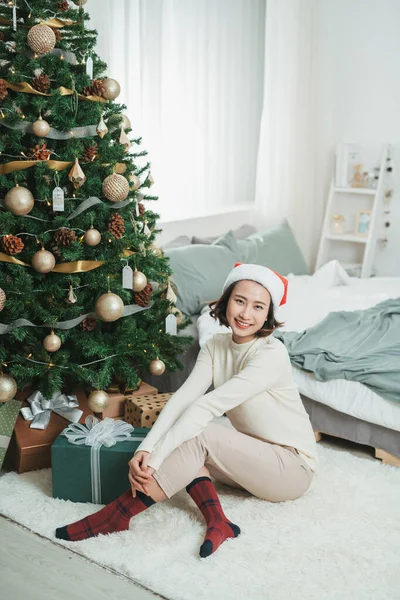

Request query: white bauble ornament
[
  {"left": 4, "top": 185, "right": 34, "bottom": 216},
  {"left": 102, "top": 78, "right": 121, "bottom": 100},
  {"left": 149, "top": 358, "right": 166, "bottom": 376},
  {"left": 0, "top": 374, "right": 17, "bottom": 402},
  {"left": 27, "top": 24, "right": 56, "bottom": 55},
  {"left": 87, "top": 390, "right": 109, "bottom": 413},
  {"left": 32, "top": 248, "right": 56, "bottom": 273},
  {"left": 84, "top": 227, "right": 101, "bottom": 246},
  {"left": 102, "top": 173, "right": 129, "bottom": 202},
  {"left": 95, "top": 292, "right": 124, "bottom": 322},
  {"left": 43, "top": 331, "right": 62, "bottom": 352},
  {"left": 0, "top": 288, "right": 5, "bottom": 312},
  {"left": 132, "top": 269, "right": 147, "bottom": 292},
  {"left": 32, "top": 116, "right": 50, "bottom": 137}
]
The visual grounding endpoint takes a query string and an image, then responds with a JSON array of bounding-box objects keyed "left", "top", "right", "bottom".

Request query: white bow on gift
[
  {"left": 62, "top": 416, "right": 137, "bottom": 504},
  {"left": 20, "top": 390, "right": 82, "bottom": 430}
]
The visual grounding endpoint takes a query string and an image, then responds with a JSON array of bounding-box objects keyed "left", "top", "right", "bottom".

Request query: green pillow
[
  {"left": 164, "top": 230, "right": 238, "bottom": 315},
  {"left": 236, "top": 219, "right": 309, "bottom": 275}
]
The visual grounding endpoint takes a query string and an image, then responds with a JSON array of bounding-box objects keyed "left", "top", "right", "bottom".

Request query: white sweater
[{"left": 136, "top": 333, "right": 317, "bottom": 471}]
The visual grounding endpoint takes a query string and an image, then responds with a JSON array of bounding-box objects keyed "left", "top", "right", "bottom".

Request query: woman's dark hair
[{"left": 208, "top": 282, "right": 283, "bottom": 337}]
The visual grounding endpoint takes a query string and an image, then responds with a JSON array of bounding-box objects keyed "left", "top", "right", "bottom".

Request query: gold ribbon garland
[
  {"left": 0, "top": 16, "right": 75, "bottom": 28},
  {"left": 0, "top": 250, "right": 134, "bottom": 273},
  {"left": 3, "top": 80, "right": 107, "bottom": 103},
  {"left": 0, "top": 160, "right": 127, "bottom": 176}
]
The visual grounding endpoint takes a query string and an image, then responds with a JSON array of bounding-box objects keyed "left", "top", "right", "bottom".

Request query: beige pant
[{"left": 154, "top": 421, "right": 314, "bottom": 502}]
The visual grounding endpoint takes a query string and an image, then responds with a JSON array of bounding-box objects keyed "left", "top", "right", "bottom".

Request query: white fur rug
[{"left": 1, "top": 445, "right": 399, "bottom": 600}]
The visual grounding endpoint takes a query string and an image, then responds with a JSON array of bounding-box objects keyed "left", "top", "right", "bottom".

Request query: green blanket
[{"left": 274, "top": 298, "right": 400, "bottom": 404}]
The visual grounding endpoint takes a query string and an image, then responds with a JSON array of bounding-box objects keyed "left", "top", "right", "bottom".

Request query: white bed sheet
[{"left": 197, "top": 261, "right": 400, "bottom": 432}]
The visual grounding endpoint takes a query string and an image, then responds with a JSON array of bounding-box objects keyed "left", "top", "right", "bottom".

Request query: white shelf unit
[{"left": 316, "top": 145, "right": 389, "bottom": 278}]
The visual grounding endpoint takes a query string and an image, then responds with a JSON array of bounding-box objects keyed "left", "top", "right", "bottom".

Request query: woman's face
[{"left": 226, "top": 280, "right": 271, "bottom": 344}]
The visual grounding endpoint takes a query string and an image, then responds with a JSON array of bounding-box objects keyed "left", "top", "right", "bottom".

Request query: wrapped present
[
  {"left": 95, "top": 381, "right": 158, "bottom": 419},
  {"left": 4, "top": 388, "right": 93, "bottom": 473},
  {"left": 52, "top": 415, "right": 148, "bottom": 504},
  {"left": 125, "top": 393, "right": 173, "bottom": 428},
  {"left": 0, "top": 399, "right": 22, "bottom": 470}
]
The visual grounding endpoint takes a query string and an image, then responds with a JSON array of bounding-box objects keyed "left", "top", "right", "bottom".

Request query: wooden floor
[{"left": 0, "top": 436, "right": 376, "bottom": 600}]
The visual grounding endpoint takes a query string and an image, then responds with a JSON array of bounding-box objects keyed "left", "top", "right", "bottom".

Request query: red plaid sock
[
  {"left": 186, "top": 476, "right": 240, "bottom": 558},
  {"left": 55, "top": 489, "right": 155, "bottom": 542}
]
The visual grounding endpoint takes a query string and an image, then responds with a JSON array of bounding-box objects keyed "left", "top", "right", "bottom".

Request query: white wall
[{"left": 314, "top": 0, "right": 400, "bottom": 276}]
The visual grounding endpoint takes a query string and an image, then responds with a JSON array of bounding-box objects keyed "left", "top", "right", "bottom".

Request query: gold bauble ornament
[
  {"left": 84, "top": 226, "right": 101, "bottom": 246},
  {"left": 88, "top": 390, "right": 110, "bottom": 413},
  {"left": 68, "top": 157, "right": 86, "bottom": 189},
  {"left": 32, "top": 116, "right": 50, "bottom": 137},
  {"left": 102, "top": 173, "right": 129, "bottom": 202},
  {"left": 150, "top": 244, "right": 163, "bottom": 258},
  {"left": 132, "top": 268, "right": 147, "bottom": 292},
  {"left": 0, "top": 374, "right": 17, "bottom": 402},
  {"left": 4, "top": 185, "right": 34, "bottom": 216},
  {"left": 149, "top": 358, "right": 166, "bottom": 376},
  {"left": 27, "top": 24, "right": 56, "bottom": 55},
  {"left": 32, "top": 248, "right": 56, "bottom": 273},
  {"left": 129, "top": 173, "right": 141, "bottom": 191},
  {"left": 43, "top": 331, "right": 62, "bottom": 352},
  {"left": 108, "top": 114, "right": 131, "bottom": 129},
  {"left": 0, "top": 287, "right": 5, "bottom": 311},
  {"left": 95, "top": 291, "right": 124, "bottom": 322},
  {"left": 102, "top": 78, "right": 121, "bottom": 100}
]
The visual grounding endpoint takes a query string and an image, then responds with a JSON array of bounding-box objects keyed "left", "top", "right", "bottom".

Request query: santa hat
[{"left": 222, "top": 263, "right": 288, "bottom": 309}]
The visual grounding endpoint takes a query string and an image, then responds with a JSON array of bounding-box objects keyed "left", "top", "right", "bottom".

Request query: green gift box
[
  {"left": 51, "top": 416, "right": 149, "bottom": 504},
  {"left": 0, "top": 399, "right": 23, "bottom": 470}
]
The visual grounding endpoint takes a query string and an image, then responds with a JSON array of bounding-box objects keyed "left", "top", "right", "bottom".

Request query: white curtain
[
  {"left": 255, "top": 0, "right": 319, "bottom": 265},
  {"left": 88, "top": 0, "right": 265, "bottom": 223}
]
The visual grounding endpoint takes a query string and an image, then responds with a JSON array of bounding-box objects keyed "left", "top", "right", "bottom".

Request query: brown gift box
[
  {"left": 95, "top": 382, "right": 158, "bottom": 419},
  {"left": 125, "top": 393, "right": 173, "bottom": 428},
  {"left": 4, "top": 388, "right": 93, "bottom": 474}
]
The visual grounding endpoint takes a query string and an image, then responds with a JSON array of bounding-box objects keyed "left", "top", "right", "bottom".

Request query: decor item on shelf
[
  {"left": 351, "top": 164, "right": 364, "bottom": 188},
  {"left": 355, "top": 210, "right": 372, "bottom": 237},
  {"left": 331, "top": 214, "right": 346, "bottom": 235},
  {"left": 335, "top": 142, "right": 360, "bottom": 188}
]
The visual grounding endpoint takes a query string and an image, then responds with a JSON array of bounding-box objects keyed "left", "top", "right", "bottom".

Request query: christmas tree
[{"left": 0, "top": 0, "right": 191, "bottom": 407}]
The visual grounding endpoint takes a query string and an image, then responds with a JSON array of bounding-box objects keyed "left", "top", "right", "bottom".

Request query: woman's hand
[{"left": 128, "top": 451, "right": 155, "bottom": 497}]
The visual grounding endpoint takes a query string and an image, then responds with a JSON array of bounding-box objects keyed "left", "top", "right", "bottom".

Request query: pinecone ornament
[
  {"left": 29, "top": 143, "right": 51, "bottom": 161},
  {"left": 107, "top": 213, "right": 125, "bottom": 239},
  {"left": 133, "top": 282, "right": 152, "bottom": 307},
  {"left": 138, "top": 202, "right": 145, "bottom": 215},
  {"left": 81, "top": 143, "right": 98, "bottom": 163},
  {"left": 1, "top": 234, "right": 24, "bottom": 255},
  {"left": 31, "top": 73, "right": 50, "bottom": 93},
  {"left": 82, "top": 79, "right": 105, "bottom": 98},
  {"left": 81, "top": 316, "right": 97, "bottom": 331},
  {"left": 54, "top": 228, "right": 77, "bottom": 246},
  {"left": 0, "top": 79, "right": 8, "bottom": 101},
  {"left": 57, "top": 0, "right": 69, "bottom": 11},
  {"left": 52, "top": 28, "right": 62, "bottom": 42}
]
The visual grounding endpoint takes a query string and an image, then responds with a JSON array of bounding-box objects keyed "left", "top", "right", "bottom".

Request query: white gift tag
[
  {"left": 122, "top": 265, "right": 133, "bottom": 289},
  {"left": 86, "top": 56, "right": 93, "bottom": 79},
  {"left": 52, "top": 187, "right": 65, "bottom": 211},
  {"left": 165, "top": 313, "right": 177, "bottom": 336}
]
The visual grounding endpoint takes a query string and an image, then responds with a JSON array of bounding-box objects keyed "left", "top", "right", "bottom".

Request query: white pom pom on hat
[{"left": 222, "top": 262, "right": 288, "bottom": 309}]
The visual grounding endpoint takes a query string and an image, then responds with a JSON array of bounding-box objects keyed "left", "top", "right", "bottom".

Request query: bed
[{"left": 145, "top": 260, "right": 400, "bottom": 466}]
